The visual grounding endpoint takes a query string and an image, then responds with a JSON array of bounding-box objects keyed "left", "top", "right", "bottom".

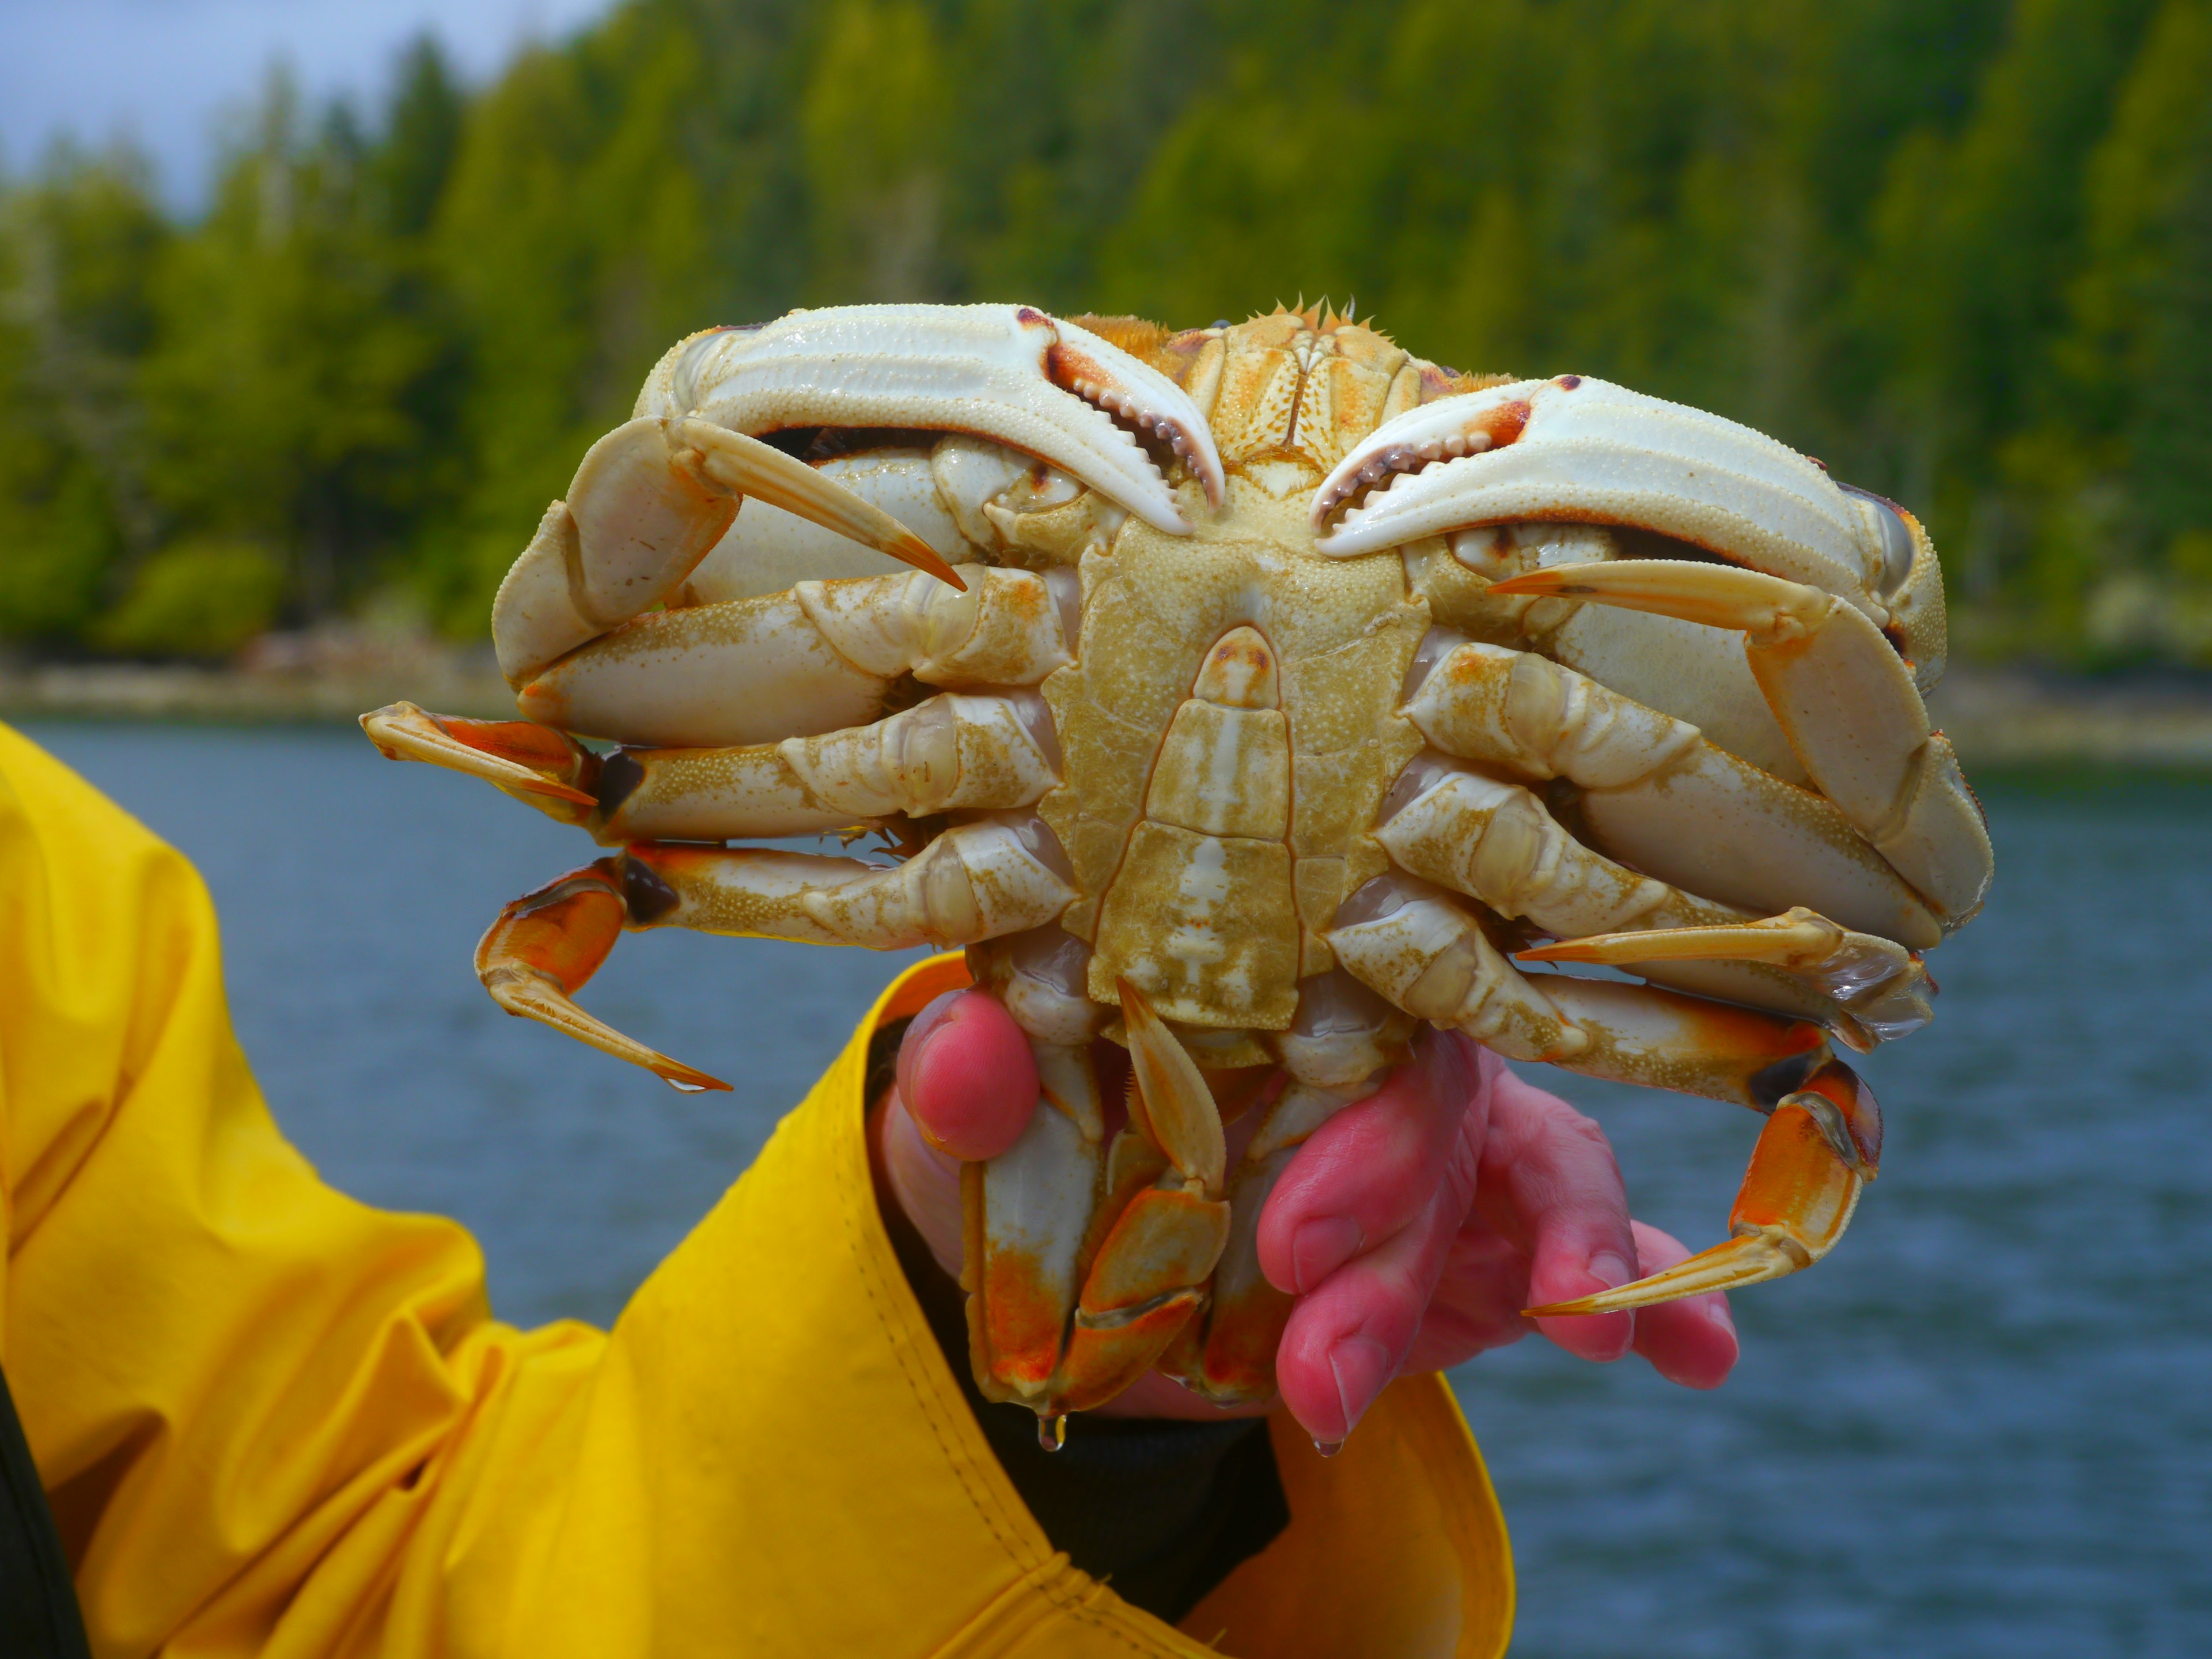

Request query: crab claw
[
  {"left": 1310, "top": 376, "right": 1877, "bottom": 603},
  {"left": 1490, "top": 559, "right": 1991, "bottom": 924},
  {"left": 649, "top": 304, "right": 1224, "bottom": 534},
  {"left": 476, "top": 861, "right": 730, "bottom": 1094},
  {"left": 1527, "top": 1064, "right": 1878, "bottom": 1315}
]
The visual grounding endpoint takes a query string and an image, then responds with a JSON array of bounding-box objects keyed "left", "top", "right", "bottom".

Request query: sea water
[{"left": 22, "top": 722, "right": 2210, "bottom": 1656}]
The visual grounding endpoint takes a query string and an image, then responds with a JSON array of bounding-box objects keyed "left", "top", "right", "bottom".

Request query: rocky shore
[{"left": 7, "top": 632, "right": 2212, "bottom": 772}]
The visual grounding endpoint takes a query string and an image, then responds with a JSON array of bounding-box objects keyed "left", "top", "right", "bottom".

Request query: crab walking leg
[
  {"left": 624, "top": 815, "right": 1077, "bottom": 951},
  {"left": 471, "top": 819, "right": 1075, "bottom": 1090},
  {"left": 965, "top": 973, "right": 1234, "bottom": 1419},
  {"left": 474, "top": 862, "right": 730, "bottom": 1092},
  {"left": 1526, "top": 1072, "right": 1878, "bottom": 1315},
  {"left": 360, "top": 702, "right": 599, "bottom": 823},
  {"left": 1327, "top": 875, "right": 1855, "bottom": 1107},
  {"left": 592, "top": 690, "right": 1062, "bottom": 842},
  {"left": 490, "top": 414, "right": 961, "bottom": 686},
  {"left": 1325, "top": 874, "right": 1883, "bottom": 1312},
  {"left": 1520, "top": 906, "right": 1931, "bottom": 1044},
  {"left": 1490, "top": 560, "right": 1991, "bottom": 924},
  {"left": 1373, "top": 757, "right": 1933, "bottom": 1043},
  {"left": 1406, "top": 639, "right": 1944, "bottom": 950},
  {"left": 1161, "top": 972, "right": 1414, "bottom": 1404},
  {"left": 963, "top": 930, "right": 1113, "bottom": 1412},
  {"left": 1046, "top": 981, "right": 1232, "bottom": 1412},
  {"left": 363, "top": 688, "right": 1063, "bottom": 844},
  {"left": 518, "top": 566, "right": 1075, "bottom": 748},
  {"left": 961, "top": 1040, "right": 1108, "bottom": 1410}
]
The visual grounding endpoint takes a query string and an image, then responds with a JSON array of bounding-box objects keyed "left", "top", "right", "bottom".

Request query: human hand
[{"left": 871, "top": 989, "right": 1738, "bottom": 1444}]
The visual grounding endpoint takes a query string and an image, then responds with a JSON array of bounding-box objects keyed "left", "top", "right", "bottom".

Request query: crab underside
[{"left": 365, "top": 302, "right": 1991, "bottom": 1426}]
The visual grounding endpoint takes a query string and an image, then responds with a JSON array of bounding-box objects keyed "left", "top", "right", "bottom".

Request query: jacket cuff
[{"left": 520, "top": 953, "right": 1512, "bottom": 1658}]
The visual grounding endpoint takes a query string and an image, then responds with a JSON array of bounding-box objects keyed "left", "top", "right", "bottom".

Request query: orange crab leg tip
[
  {"left": 1524, "top": 1082, "right": 1874, "bottom": 1317},
  {"left": 1054, "top": 1290, "right": 1209, "bottom": 1414},
  {"left": 1520, "top": 1228, "right": 1805, "bottom": 1316},
  {"left": 360, "top": 702, "right": 601, "bottom": 805},
  {"left": 672, "top": 416, "right": 968, "bottom": 590},
  {"left": 474, "top": 865, "right": 730, "bottom": 1092},
  {"left": 1487, "top": 558, "right": 1829, "bottom": 641}
]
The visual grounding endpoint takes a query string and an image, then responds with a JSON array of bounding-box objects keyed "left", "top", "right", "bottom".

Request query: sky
[{"left": 0, "top": 0, "right": 618, "bottom": 211}]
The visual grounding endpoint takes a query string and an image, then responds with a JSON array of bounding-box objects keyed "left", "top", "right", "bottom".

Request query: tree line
[{"left": 3, "top": 0, "right": 2208, "bottom": 664}]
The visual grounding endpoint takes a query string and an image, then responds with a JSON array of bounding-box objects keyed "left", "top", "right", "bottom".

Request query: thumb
[{"left": 895, "top": 990, "right": 1038, "bottom": 1161}]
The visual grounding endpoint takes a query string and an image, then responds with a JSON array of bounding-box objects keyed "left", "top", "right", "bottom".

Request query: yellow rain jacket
[{"left": 0, "top": 721, "right": 1513, "bottom": 1657}]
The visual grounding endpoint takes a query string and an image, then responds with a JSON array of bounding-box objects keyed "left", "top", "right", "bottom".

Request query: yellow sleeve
[{"left": 0, "top": 722, "right": 1511, "bottom": 1658}]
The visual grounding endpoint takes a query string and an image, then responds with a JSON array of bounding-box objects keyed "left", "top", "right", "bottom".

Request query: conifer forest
[{"left": 4, "top": 0, "right": 2209, "bottom": 666}]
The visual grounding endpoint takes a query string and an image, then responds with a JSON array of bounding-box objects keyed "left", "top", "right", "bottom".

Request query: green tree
[
  {"left": 134, "top": 67, "right": 461, "bottom": 633},
  {"left": 0, "top": 144, "right": 165, "bottom": 644}
]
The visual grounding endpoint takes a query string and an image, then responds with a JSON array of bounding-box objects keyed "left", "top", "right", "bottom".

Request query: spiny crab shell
[{"left": 364, "top": 303, "right": 1991, "bottom": 1425}]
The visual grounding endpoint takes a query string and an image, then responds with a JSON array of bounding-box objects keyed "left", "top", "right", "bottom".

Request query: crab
[{"left": 362, "top": 302, "right": 1991, "bottom": 1431}]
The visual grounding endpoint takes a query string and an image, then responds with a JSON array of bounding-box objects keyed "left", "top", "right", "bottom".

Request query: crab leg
[
  {"left": 1489, "top": 559, "right": 1991, "bottom": 925},
  {"left": 466, "top": 819, "right": 1076, "bottom": 1090},
  {"left": 590, "top": 691, "right": 1059, "bottom": 842},
  {"left": 370, "top": 691, "right": 1063, "bottom": 841},
  {"left": 620, "top": 816, "right": 1076, "bottom": 951},
  {"left": 1406, "top": 639, "right": 1943, "bottom": 949},
  {"left": 1325, "top": 873, "right": 1881, "bottom": 1311},
  {"left": 968, "top": 980, "right": 1233, "bottom": 1419},
  {"left": 1526, "top": 1070, "right": 1877, "bottom": 1315},
  {"left": 518, "top": 567, "right": 1075, "bottom": 748},
  {"left": 1373, "top": 756, "right": 1932, "bottom": 1043},
  {"left": 474, "top": 861, "right": 730, "bottom": 1092},
  {"left": 360, "top": 702, "right": 599, "bottom": 823},
  {"left": 1520, "top": 904, "right": 1928, "bottom": 1041},
  {"left": 368, "top": 690, "right": 1059, "bottom": 844},
  {"left": 491, "top": 414, "right": 961, "bottom": 685},
  {"left": 1160, "top": 972, "right": 1411, "bottom": 1404},
  {"left": 675, "top": 446, "right": 984, "bottom": 606},
  {"left": 1326, "top": 874, "right": 1851, "bottom": 1108}
]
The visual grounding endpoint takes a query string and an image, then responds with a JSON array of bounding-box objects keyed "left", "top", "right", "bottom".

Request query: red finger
[
  {"left": 1478, "top": 1067, "right": 1640, "bottom": 1364},
  {"left": 1625, "top": 1219, "right": 1738, "bottom": 1389},
  {"left": 895, "top": 989, "right": 1037, "bottom": 1160},
  {"left": 1272, "top": 1158, "right": 1471, "bottom": 1442},
  {"left": 1256, "top": 1028, "right": 1490, "bottom": 1297},
  {"left": 1400, "top": 1226, "right": 1536, "bottom": 1374}
]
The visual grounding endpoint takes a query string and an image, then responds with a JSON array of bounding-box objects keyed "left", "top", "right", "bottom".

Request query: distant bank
[{"left": 7, "top": 639, "right": 2212, "bottom": 774}]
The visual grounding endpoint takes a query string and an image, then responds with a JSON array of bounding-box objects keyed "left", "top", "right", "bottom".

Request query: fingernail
[
  {"left": 1588, "top": 1251, "right": 1631, "bottom": 1290},
  {"left": 1290, "top": 1216, "right": 1362, "bottom": 1294},
  {"left": 894, "top": 989, "right": 964, "bottom": 1107},
  {"left": 1328, "top": 1334, "right": 1393, "bottom": 1437}
]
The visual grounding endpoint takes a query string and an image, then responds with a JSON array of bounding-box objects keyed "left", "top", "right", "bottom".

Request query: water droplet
[
  {"left": 1313, "top": 1438, "right": 1345, "bottom": 1459},
  {"left": 1038, "top": 1414, "right": 1068, "bottom": 1453}
]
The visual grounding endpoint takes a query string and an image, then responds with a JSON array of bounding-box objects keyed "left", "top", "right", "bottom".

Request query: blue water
[{"left": 20, "top": 722, "right": 2211, "bottom": 1656}]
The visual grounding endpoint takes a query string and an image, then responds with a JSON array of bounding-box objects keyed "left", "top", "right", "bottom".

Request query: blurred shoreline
[{"left": 8, "top": 630, "right": 2212, "bottom": 772}]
